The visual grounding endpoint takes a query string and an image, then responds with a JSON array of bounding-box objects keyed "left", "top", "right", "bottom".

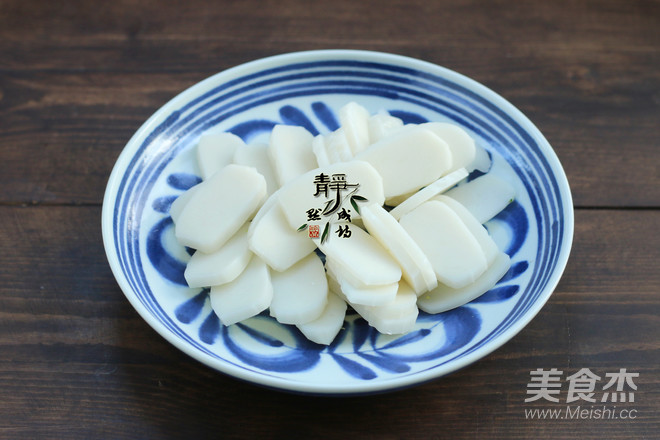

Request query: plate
[{"left": 102, "top": 50, "right": 573, "bottom": 394}]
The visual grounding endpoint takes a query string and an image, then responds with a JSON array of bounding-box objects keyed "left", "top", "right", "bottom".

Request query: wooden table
[{"left": 1, "top": 1, "right": 658, "bottom": 438}]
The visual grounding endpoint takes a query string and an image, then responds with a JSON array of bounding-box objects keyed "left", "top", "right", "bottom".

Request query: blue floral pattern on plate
[
  {"left": 145, "top": 103, "right": 530, "bottom": 380},
  {"left": 102, "top": 50, "right": 573, "bottom": 394}
]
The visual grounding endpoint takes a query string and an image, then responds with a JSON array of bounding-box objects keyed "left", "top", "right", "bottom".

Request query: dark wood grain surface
[{"left": 1, "top": 1, "right": 658, "bottom": 438}]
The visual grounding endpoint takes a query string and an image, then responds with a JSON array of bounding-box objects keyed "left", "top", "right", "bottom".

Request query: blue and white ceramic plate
[{"left": 102, "top": 50, "right": 573, "bottom": 394}]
